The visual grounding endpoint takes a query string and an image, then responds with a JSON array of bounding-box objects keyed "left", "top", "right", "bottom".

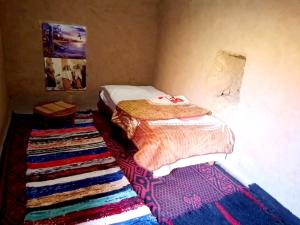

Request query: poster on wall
[{"left": 41, "top": 22, "right": 87, "bottom": 91}]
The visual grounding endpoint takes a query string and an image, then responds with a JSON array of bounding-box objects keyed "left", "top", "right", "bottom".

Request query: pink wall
[{"left": 154, "top": 0, "right": 300, "bottom": 216}]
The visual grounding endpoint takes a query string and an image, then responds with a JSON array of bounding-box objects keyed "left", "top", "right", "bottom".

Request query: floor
[{"left": 0, "top": 112, "right": 299, "bottom": 225}]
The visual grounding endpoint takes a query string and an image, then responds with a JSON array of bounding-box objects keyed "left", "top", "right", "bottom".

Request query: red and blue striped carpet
[{"left": 24, "top": 112, "right": 158, "bottom": 225}]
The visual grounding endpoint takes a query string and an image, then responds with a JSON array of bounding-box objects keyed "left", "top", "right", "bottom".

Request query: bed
[{"left": 98, "top": 85, "right": 234, "bottom": 177}]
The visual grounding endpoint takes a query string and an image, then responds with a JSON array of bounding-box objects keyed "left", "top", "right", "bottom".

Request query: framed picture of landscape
[{"left": 42, "top": 22, "right": 87, "bottom": 91}]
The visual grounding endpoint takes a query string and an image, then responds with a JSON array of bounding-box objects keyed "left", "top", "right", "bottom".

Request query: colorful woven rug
[{"left": 24, "top": 112, "right": 158, "bottom": 225}]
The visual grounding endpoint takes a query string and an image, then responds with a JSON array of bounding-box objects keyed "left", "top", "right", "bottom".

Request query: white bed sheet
[
  {"left": 99, "top": 85, "right": 228, "bottom": 177},
  {"left": 153, "top": 154, "right": 226, "bottom": 178},
  {"left": 99, "top": 85, "right": 167, "bottom": 111}
]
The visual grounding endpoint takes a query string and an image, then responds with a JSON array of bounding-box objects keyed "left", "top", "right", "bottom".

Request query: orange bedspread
[
  {"left": 116, "top": 99, "right": 211, "bottom": 120},
  {"left": 112, "top": 100, "right": 234, "bottom": 171}
]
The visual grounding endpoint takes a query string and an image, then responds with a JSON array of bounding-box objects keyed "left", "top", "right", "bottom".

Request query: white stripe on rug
[
  {"left": 78, "top": 205, "right": 152, "bottom": 225},
  {"left": 26, "top": 167, "right": 121, "bottom": 187}
]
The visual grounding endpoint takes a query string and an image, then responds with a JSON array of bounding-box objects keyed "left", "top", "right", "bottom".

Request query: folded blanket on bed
[
  {"left": 24, "top": 113, "right": 158, "bottom": 225},
  {"left": 112, "top": 101, "right": 234, "bottom": 172},
  {"left": 116, "top": 99, "right": 211, "bottom": 120}
]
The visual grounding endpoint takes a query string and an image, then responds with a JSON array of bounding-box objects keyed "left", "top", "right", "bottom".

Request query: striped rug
[{"left": 24, "top": 112, "right": 158, "bottom": 225}]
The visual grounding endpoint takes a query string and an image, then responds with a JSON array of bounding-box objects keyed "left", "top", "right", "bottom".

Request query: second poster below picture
[{"left": 42, "top": 22, "right": 87, "bottom": 91}]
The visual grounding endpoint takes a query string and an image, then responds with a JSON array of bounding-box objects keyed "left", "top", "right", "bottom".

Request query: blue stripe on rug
[
  {"left": 26, "top": 170, "right": 124, "bottom": 199},
  {"left": 25, "top": 184, "right": 133, "bottom": 213},
  {"left": 218, "top": 191, "right": 283, "bottom": 225},
  {"left": 25, "top": 188, "right": 137, "bottom": 221},
  {"left": 172, "top": 202, "right": 231, "bottom": 225},
  {"left": 27, "top": 146, "right": 108, "bottom": 163},
  {"left": 71, "top": 122, "right": 95, "bottom": 127},
  {"left": 31, "top": 122, "right": 96, "bottom": 130},
  {"left": 112, "top": 214, "right": 159, "bottom": 225}
]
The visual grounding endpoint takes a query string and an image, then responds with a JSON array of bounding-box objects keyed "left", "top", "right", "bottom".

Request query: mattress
[{"left": 99, "top": 85, "right": 167, "bottom": 111}]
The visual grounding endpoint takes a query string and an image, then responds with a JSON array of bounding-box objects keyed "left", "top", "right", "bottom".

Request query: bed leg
[{"left": 208, "top": 161, "right": 215, "bottom": 166}]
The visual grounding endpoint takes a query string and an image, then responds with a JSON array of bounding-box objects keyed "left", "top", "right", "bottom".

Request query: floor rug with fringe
[{"left": 23, "top": 112, "right": 158, "bottom": 225}]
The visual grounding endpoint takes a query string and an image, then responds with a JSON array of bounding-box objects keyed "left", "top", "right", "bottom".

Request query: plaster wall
[
  {"left": 0, "top": 27, "right": 10, "bottom": 155},
  {"left": 154, "top": 0, "right": 300, "bottom": 216},
  {"left": 1, "top": 0, "right": 159, "bottom": 112}
]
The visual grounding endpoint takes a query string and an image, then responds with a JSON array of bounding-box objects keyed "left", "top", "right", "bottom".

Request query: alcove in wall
[{"left": 207, "top": 50, "right": 246, "bottom": 108}]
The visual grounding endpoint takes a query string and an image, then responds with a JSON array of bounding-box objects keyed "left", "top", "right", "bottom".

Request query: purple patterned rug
[{"left": 93, "top": 114, "right": 242, "bottom": 223}]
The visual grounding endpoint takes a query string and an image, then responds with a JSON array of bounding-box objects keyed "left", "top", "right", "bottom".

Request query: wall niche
[{"left": 207, "top": 50, "right": 246, "bottom": 107}]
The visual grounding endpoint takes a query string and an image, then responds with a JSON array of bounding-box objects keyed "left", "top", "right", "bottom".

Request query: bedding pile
[
  {"left": 112, "top": 100, "right": 234, "bottom": 172},
  {"left": 24, "top": 112, "right": 158, "bottom": 225}
]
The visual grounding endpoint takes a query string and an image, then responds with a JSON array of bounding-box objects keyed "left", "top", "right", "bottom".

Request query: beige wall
[
  {"left": 0, "top": 27, "right": 10, "bottom": 154},
  {"left": 1, "top": 0, "right": 159, "bottom": 112},
  {"left": 155, "top": 0, "right": 300, "bottom": 216}
]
